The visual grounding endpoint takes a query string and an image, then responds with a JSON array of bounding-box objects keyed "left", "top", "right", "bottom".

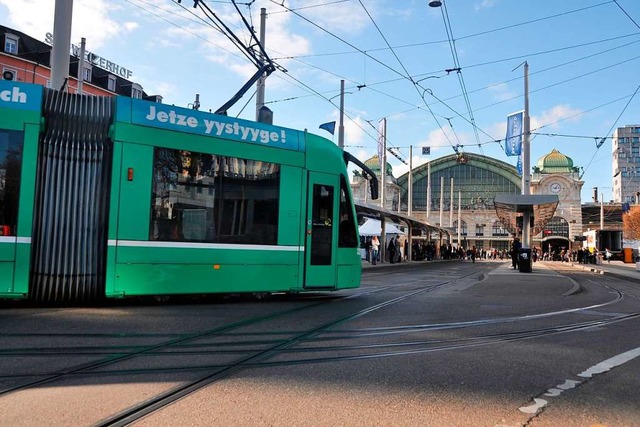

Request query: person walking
[
  {"left": 511, "top": 237, "right": 521, "bottom": 270},
  {"left": 605, "top": 248, "right": 612, "bottom": 264}
]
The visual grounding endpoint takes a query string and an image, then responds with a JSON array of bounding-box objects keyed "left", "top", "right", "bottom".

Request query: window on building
[
  {"left": 2, "top": 68, "right": 17, "bottom": 81},
  {"left": 131, "top": 84, "right": 143, "bottom": 99},
  {"left": 475, "top": 224, "right": 485, "bottom": 236},
  {"left": 408, "top": 164, "right": 520, "bottom": 212},
  {"left": 82, "top": 66, "right": 92, "bottom": 82},
  {"left": 4, "top": 34, "right": 18, "bottom": 54},
  {"left": 492, "top": 221, "right": 509, "bottom": 236},
  {"left": 150, "top": 148, "right": 280, "bottom": 245},
  {"left": 632, "top": 147, "right": 639, "bottom": 154},
  {"left": 453, "top": 220, "right": 467, "bottom": 235},
  {"left": 108, "top": 76, "right": 117, "bottom": 92}
]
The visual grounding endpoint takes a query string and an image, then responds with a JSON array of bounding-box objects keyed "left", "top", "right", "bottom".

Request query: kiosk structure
[{"left": 494, "top": 194, "right": 559, "bottom": 272}]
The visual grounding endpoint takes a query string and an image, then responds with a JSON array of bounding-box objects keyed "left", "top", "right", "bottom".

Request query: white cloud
[
  {"left": 532, "top": 104, "right": 583, "bottom": 130},
  {"left": 0, "top": 0, "right": 134, "bottom": 49},
  {"left": 475, "top": 0, "right": 498, "bottom": 11},
  {"left": 487, "top": 82, "right": 516, "bottom": 102}
]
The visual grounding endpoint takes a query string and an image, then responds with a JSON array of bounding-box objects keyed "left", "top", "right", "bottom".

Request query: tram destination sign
[{"left": 121, "top": 98, "right": 302, "bottom": 151}]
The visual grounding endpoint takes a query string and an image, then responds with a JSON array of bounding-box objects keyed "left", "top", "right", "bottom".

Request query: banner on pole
[
  {"left": 516, "top": 154, "right": 522, "bottom": 176},
  {"left": 505, "top": 111, "right": 523, "bottom": 156},
  {"left": 319, "top": 121, "right": 336, "bottom": 135}
]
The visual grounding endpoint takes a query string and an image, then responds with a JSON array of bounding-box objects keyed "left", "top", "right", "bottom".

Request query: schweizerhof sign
[{"left": 45, "top": 32, "right": 133, "bottom": 79}]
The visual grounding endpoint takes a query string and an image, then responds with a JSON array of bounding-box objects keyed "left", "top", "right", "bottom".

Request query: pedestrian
[
  {"left": 371, "top": 236, "right": 379, "bottom": 265},
  {"left": 605, "top": 248, "right": 612, "bottom": 263},
  {"left": 511, "top": 237, "right": 521, "bottom": 270}
]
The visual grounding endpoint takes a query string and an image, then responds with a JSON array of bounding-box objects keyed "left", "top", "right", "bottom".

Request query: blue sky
[{"left": 2, "top": 0, "right": 640, "bottom": 203}]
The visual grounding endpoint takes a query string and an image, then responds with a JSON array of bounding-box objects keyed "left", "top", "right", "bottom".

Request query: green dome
[
  {"left": 364, "top": 155, "right": 393, "bottom": 175},
  {"left": 535, "top": 149, "right": 576, "bottom": 173}
]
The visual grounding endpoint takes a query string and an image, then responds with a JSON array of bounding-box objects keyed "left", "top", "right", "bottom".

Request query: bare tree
[{"left": 623, "top": 206, "right": 640, "bottom": 240}]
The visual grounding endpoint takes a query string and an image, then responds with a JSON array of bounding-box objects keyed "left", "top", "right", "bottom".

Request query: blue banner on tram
[
  {"left": 0, "top": 80, "right": 43, "bottom": 112},
  {"left": 119, "top": 97, "right": 303, "bottom": 151}
]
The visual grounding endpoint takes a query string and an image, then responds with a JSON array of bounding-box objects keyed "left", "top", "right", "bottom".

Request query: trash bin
[
  {"left": 518, "top": 248, "right": 532, "bottom": 273},
  {"left": 623, "top": 248, "right": 633, "bottom": 263}
]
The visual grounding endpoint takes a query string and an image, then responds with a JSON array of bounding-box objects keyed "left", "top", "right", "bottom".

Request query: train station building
[{"left": 352, "top": 149, "right": 621, "bottom": 255}]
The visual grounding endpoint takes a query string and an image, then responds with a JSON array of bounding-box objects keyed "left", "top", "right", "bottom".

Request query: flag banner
[
  {"left": 377, "top": 119, "right": 386, "bottom": 171},
  {"left": 505, "top": 111, "right": 523, "bottom": 156},
  {"left": 319, "top": 121, "right": 336, "bottom": 135},
  {"left": 516, "top": 153, "right": 522, "bottom": 176},
  {"left": 422, "top": 146, "right": 430, "bottom": 155}
]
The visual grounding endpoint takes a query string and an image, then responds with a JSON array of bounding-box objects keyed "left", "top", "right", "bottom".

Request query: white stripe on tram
[
  {"left": 109, "top": 240, "right": 304, "bottom": 252},
  {"left": 0, "top": 237, "right": 31, "bottom": 244}
]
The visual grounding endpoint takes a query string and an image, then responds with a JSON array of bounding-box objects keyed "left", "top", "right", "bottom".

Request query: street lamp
[{"left": 429, "top": 1, "right": 442, "bottom": 7}]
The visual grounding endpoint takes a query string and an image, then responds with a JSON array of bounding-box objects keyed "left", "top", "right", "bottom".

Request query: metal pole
[
  {"left": 51, "top": 0, "right": 74, "bottom": 91},
  {"left": 439, "top": 176, "right": 444, "bottom": 226},
  {"left": 255, "top": 7, "right": 267, "bottom": 121},
  {"left": 449, "top": 177, "right": 454, "bottom": 227},
  {"left": 522, "top": 61, "right": 531, "bottom": 249},
  {"left": 600, "top": 198, "right": 604, "bottom": 230},
  {"left": 338, "top": 79, "right": 345, "bottom": 149},
  {"left": 380, "top": 118, "right": 387, "bottom": 209},
  {"left": 76, "top": 37, "right": 85, "bottom": 94},
  {"left": 408, "top": 145, "right": 413, "bottom": 216},
  {"left": 457, "top": 191, "right": 461, "bottom": 248},
  {"left": 426, "top": 161, "right": 431, "bottom": 221}
]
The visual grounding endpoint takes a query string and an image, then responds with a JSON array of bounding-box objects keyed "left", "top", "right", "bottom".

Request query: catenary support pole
[
  {"left": 76, "top": 37, "right": 85, "bottom": 94},
  {"left": 522, "top": 61, "right": 531, "bottom": 249},
  {"left": 51, "top": 0, "right": 74, "bottom": 91},
  {"left": 255, "top": 7, "right": 267, "bottom": 121}
]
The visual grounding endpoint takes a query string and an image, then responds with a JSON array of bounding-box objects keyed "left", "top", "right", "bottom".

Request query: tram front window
[{"left": 0, "top": 130, "right": 23, "bottom": 236}]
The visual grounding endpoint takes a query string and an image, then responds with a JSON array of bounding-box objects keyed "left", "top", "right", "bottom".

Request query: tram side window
[
  {"left": 150, "top": 148, "right": 280, "bottom": 245},
  {"left": 338, "top": 176, "right": 358, "bottom": 248},
  {"left": 0, "top": 130, "right": 23, "bottom": 237}
]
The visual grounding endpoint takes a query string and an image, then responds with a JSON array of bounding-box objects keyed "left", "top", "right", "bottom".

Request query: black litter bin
[{"left": 518, "top": 248, "right": 532, "bottom": 273}]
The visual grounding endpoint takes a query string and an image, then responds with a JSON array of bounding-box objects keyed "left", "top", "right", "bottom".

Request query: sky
[{"left": 2, "top": 0, "right": 640, "bottom": 203}]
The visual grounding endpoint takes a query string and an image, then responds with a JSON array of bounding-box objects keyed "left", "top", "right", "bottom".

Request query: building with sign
[
  {"left": 350, "top": 149, "right": 624, "bottom": 256},
  {"left": 1, "top": 25, "right": 160, "bottom": 101}
]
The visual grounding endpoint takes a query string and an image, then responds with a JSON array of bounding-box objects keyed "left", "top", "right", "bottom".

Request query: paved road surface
[{"left": 1, "top": 260, "right": 639, "bottom": 426}]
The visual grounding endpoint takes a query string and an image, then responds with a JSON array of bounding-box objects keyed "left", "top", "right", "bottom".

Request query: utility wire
[
  {"left": 357, "top": 0, "right": 463, "bottom": 156},
  {"left": 581, "top": 83, "right": 640, "bottom": 179},
  {"left": 439, "top": 0, "right": 482, "bottom": 153}
]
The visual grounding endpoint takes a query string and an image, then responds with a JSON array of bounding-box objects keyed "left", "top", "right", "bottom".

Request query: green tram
[{"left": 0, "top": 81, "right": 377, "bottom": 303}]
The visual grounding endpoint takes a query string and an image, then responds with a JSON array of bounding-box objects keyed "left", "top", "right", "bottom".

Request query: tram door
[{"left": 305, "top": 172, "right": 338, "bottom": 288}]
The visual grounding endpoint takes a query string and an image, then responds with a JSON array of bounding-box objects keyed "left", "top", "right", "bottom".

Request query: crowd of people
[{"left": 362, "top": 236, "right": 611, "bottom": 267}]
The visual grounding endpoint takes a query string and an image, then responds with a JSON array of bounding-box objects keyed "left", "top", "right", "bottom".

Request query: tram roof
[
  {"left": 493, "top": 194, "right": 559, "bottom": 236},
  {"left": 355, "top": 202, "right": 451, "bottom": 236}
]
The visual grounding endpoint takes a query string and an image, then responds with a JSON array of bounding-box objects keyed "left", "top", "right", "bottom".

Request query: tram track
[
  {"left": 3, "top": 263, "right": 637, "bottom": 426},
  {"left": 0, "top": 268, "right": 452, "bottom": 395},
  {"left": 0, "top": 285, "right": 395, "bottom": 395},
  {"left": 94, "top": 273, "right": 471, "bottom": 427}
]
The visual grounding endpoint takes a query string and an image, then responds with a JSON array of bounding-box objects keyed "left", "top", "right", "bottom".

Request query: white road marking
[
  {"left": 578, "top": 346, "right": 640, "bottom": 378},
  {"left": 519, "top": 346, "right": 640, "bottom": 414}
]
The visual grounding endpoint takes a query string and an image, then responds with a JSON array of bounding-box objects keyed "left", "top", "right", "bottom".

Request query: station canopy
[
  {"left": 355, "top": 201, "right": 451, "bottom": 237},
  {"left": 358, "top": 218, "right": 405, "bottom": 236},
  {"left": 493, "top": 194, "right": 559, "bottom": 236}
]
